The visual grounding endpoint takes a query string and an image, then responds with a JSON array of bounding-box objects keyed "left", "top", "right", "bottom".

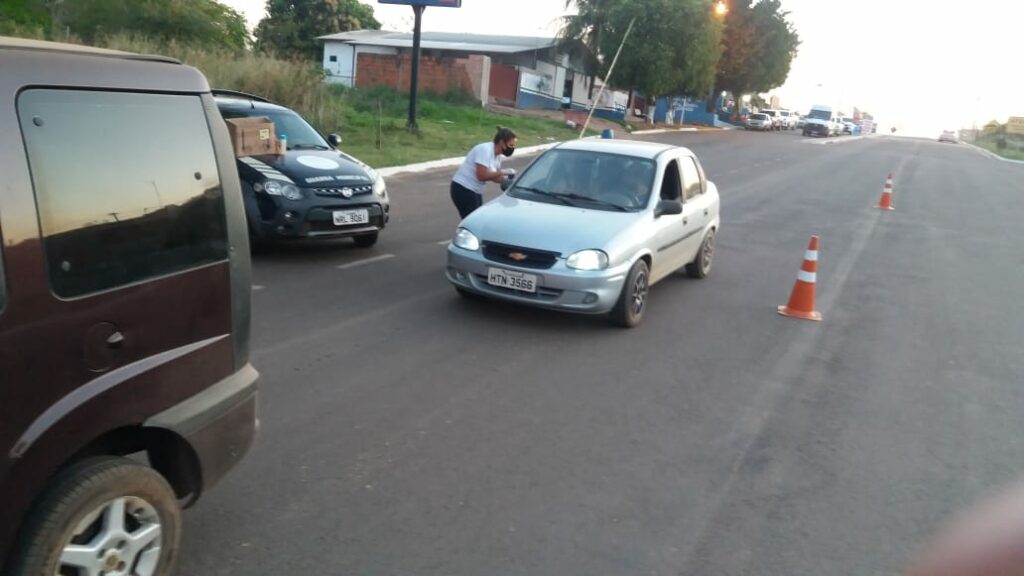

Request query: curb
[
  {"left": 376, "top": 141, "right": 563, "bottom": 178},
  {"left": 629, "top": 127, "right": 700, "bottom": 135},
  {"left": 803, "top": 134, "right": 874, "bottom": 146}
]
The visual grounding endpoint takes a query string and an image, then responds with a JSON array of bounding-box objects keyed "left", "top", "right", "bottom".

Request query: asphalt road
[{"left": 179, "top": 129, "right": 1024, "bottom": 576}]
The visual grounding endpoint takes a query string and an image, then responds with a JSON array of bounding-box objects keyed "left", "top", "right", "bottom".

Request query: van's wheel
[
  {"left": 686, "top": 229, "right": 715, "bottom": 279},
  {"left": 8, "top": 456, "right": 181, "bottom": 576},
  {"left": 609, "top": 259, "right": 650, "bottom": 328},
  {"left": 353, "top": 232, "right": 379, "bottom": 248}
]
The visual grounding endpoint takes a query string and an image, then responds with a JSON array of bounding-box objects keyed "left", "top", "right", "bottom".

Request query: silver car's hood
[{"left": 462, "top": 194, "right": 642, "bottom": 256}]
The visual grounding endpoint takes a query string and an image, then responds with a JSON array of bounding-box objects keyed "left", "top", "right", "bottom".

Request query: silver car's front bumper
[{"left": 446, "top": 245, "right": 631, "bottom": 314}]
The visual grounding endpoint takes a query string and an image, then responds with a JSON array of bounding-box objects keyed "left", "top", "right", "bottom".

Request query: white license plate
[
  {"left": 487, "top": 268, "right": 538, "bottom": 293},
  {"left": 333, "top": 209, "right": 369, "bottom": 226}
]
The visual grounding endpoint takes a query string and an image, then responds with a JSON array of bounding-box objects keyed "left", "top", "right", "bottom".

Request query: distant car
[
  {"left": 762, "top": 109, "right": 785, "bottom": 130},
  {"left": 446, "top": 140, "right": 721, "bottom": 328},
  {"left": 215, "top": 91, "right": 390, "bottom": 248},
  {"left": 840, "top": 117, "right": 856, "bottom": 134},
  {"left": 797, "top": 115, "right": 808, "bottom": 129},
  {"left": 939, "top": 130, "right": 959, "bottom": 143},
  {"left": 746, "top": 113, "right": 773, "bottom": 131},
  {"left": 803, "top": 105, "right": 835, "bottom": 137},
  {"left": 779, "top": 110, "right": 799, "bottom": 129}
]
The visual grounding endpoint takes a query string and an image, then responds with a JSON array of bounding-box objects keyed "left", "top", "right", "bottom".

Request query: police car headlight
[
  {"left": 453, "top": 228, "right": 480, "bottom": 251},
  {"left": 259, "top": 180, "right": 303, "bottom": 201},
  {"left": 566, "top": 249, "right": 609, "bottom": 271},
  {"left": 372, "top": 174, "right": 386, "bottom": 197}
]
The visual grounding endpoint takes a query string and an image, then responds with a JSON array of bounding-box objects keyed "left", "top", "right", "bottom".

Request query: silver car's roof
[{"left": 555, "top": 139, "right": 685, "bottom": 159}]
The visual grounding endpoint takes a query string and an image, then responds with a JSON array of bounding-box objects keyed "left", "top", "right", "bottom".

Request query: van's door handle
[{"left": 106, "top": 331, "right": 125, "bottom": 349}]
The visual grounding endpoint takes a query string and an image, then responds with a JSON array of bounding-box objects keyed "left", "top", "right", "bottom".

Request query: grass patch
[
  {"left": 77, "top": 35, "right": 595, "bottom": 168},
  {"left": 974, "top": 138, "right": 1024, "bottom": 161},
  {"left": 326, "top": 86, "right": 594, "bottom": 167}
]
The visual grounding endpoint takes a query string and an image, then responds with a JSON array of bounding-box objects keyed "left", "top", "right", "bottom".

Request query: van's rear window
[{"left": 18, "top": 90, "right": 228, "bottom": 298}]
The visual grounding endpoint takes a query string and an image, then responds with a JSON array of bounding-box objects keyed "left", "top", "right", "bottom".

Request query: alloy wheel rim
[
  {"left": 702, "top": 234, "right": 714, "bottom": 272},
  {"left": 58, "top": 496, "right": 162, "bottom": 576},
  {"left": 631, "top": 272, "right": 648, "bottom": 315}
]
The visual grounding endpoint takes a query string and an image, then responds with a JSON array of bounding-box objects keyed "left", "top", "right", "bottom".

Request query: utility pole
[{"left": 407, "top": 4, "right": 425, "bottom": 132}]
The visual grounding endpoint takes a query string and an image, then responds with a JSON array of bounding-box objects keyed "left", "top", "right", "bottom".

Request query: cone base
[
  {"left": 777, "top": 305, "right": 822, "bottom": 321},
  {"left": 875, "top": 204, "right": 895, "bottom": 211}
]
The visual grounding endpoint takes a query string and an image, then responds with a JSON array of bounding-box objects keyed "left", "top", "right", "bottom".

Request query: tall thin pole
[
  {"left": 407, "top": 4, "right": 425, "bottom": 132},
  {"left": 579, "top": 17, "right": 636, "bottom": 139}
]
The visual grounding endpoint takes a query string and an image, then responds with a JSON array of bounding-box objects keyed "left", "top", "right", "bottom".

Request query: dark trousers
[{"left": 450, "top": 181, "right": 483, "bottom": 219}]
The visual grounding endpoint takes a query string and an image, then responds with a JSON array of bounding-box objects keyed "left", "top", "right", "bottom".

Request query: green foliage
[
  {"left": 53, "top": 0, "right": 249, "bottom": 50},
  {"left": 255, "top": 0, "right": 381, "bottom": 61},
  {"left": 560, "top": 0, "right": 723, "bottom": 100},
  {"left": 716, "top": 0, "right": 800, "bottom": 99},
  {"left": 0, "top": 0, "right": 50, "bottom": 36}
]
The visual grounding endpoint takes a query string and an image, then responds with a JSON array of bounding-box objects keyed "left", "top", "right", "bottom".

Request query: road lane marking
[
  {"left": 436, "top": 239, "right": 451, "bottom": 245},
  {"left": 336, "top": 254, "right": 396, "bottom": 270},
  {"left": 252, "top": 285, "right": 265, "bottom": 291}
]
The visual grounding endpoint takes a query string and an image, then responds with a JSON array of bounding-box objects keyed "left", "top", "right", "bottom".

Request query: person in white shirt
[{"left": 450, "top": 127, "right": 518, "bottom": 218}]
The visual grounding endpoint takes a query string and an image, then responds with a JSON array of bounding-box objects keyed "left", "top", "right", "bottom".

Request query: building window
[
  {"left": 329, "top": 55, "right": 337, "bottom": 62},
  {"left": 18, "top": 89, "right": 228, "bottom": 298}
]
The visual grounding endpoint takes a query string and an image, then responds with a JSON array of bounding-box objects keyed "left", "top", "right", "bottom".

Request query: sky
[{"left": 222, "top": 0, "right": 1024, "bottom": 137}]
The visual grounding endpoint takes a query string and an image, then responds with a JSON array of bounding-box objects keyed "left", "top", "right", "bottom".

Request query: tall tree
[
  {"left": 558, "top": 0, "right": 610, "bottom": 100},
  {"left": 0, "top": 0, "right": 50, "bottom": 36},
  {"left": 58, "top": 0, "right": 249, "bottom": 50},
  {"left": 559, "top": 0, "right": 723, "bottom": 107},
  {"left": 256, "top": 0, "right": 381, "bottom": 61},
  {"left": 714, "top": 0, "right": 799, "bottom": 112}
]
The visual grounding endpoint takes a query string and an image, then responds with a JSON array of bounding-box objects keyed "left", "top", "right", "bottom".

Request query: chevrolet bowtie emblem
[
  {"left": 508, "top": 252, "right": 528, "bottom": 262},
  {"left": 341, "top": 187, "right": 354, "bottom": 198}
]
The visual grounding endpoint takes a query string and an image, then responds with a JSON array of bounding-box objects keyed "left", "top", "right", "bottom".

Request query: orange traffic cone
[
  {"left": 876, "top": 173, "right": 895, "bottom": 210},
  {"left": 778, "top": 236, "right": 822, "bottom": 321}
]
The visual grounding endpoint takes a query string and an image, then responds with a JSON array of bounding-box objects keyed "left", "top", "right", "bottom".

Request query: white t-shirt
[{"left": 452, "top": 142, "right": 502, "bottom": 194}]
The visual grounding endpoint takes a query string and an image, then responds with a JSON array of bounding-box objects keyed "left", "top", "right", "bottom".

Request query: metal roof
[
  {"left": 556, "top": 139, "right": 684, "bottom": 160},
  {"left": 317, "top": 30, "right": 557, "bottom": 54}
]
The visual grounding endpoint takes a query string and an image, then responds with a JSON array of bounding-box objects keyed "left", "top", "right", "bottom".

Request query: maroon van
[{"left": 0, "top": 37, "right": 258, "bottom": 575}]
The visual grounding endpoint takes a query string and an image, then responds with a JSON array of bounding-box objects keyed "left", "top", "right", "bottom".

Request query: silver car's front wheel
[
  {"left": 610, "top": 259, "right": 650, "bottom": 328},
  {"left": 8, "top": 457, "right": 181, "bottom": 576}
]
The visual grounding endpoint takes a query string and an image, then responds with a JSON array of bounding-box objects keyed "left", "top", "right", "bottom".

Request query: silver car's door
[{"left": 650, "top": 157, "right": 695, "bottom": 282}]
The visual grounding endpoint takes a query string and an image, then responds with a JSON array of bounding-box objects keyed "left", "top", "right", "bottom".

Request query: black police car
[{"left": 214, "top": 90, "right": 389, "bottom": 247}]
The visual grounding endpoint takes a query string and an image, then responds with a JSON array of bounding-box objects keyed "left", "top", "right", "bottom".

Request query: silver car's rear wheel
[
  {"left": 8, "top": 457, "right": 181, "bottom": 576},
  {"left": 686, "top": 229, "right": 715, "bottom": 279}
]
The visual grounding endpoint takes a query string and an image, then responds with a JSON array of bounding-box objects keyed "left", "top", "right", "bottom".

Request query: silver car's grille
[{"left": 482, "top": 242, "right": 559, "bottom": 270}]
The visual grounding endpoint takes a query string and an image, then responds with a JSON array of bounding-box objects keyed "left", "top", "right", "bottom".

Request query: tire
[
  {"left": 7, "top": 456, "right": 181, "bottom": 576},
  {"left": 686, "top": 229, "right": 715, "bottom": 279},
  {"left": 352, "top": 232, "right": 379, "bottom": 248},
  {"left": 609, "top": 259, "right": 650, "bottom": 328}
]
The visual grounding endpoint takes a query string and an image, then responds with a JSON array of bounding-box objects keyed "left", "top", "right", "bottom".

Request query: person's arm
[{"left": 475, "top": 163, "right": 504, "bottom": 184}]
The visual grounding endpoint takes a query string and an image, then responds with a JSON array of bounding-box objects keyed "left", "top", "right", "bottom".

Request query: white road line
[
  {"left": 436, "top": 239, "right": 451, "bottom": 245},
  {"left": 336, "top": 254, "right": 396, "bottom": 270},
  {"left": 252, "top": 285, "right": 265, "bottom": 291}
]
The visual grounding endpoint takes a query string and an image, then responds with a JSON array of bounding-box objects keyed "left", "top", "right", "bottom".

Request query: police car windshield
[{"left": 220, "top": 107, "right": 328, "bottom": 150}]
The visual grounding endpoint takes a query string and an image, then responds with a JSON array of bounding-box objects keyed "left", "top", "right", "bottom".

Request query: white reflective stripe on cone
[
  {"left": 797, "top": 270, "right": 817, "bottom": 283},
  {"left": 804, "top": 250, "right": 819, "bottom": 262}
]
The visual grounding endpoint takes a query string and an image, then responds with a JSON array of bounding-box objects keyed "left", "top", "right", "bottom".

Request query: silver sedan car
[{"left": 446, "top": 140, "right": 721, "bottom": 327}]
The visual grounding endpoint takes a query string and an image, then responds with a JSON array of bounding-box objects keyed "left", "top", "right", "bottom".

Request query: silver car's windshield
[{"left": 510, "top": 149, "right": 656, "bottom": 212}]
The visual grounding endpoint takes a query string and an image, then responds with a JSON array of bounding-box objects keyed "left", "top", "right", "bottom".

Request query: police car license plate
[
  {"left": 487, "top": 268, "right": 537, "bottom": 293},
  {"left": 333, "top": 209, "right": 369, "bottom": 226}
]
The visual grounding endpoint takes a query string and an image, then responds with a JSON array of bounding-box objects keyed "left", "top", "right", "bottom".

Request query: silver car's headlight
[
  {"left": 453, "top": 228, "right": 480, "bottom": 251},
  {"left": 259, "top": 180, "right": 303, "bottom": 201},
  {"left": 566, "top": 249, "right": 609, "bottom": 271},
  {"left": 372, "top": 173, "right": 386, "bottom": 197}
]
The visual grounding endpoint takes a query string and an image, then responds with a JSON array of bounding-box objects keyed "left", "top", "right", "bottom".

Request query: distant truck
[{"left": 803, "top": 104, "right": 839, "bottom": 137}]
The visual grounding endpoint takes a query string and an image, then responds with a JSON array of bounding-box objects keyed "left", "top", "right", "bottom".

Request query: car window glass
[
  {"left": 512, "top": 149, "right": 655, "bottom": 212},
  {"left": 19, "top": 89, "right": 228, "bottom": 298},
  {"left": 660, "top": 160, "right": 682, "bottom": 201},
  {"left": 680, "top": 157, "right": 702, "bottom": 201}
]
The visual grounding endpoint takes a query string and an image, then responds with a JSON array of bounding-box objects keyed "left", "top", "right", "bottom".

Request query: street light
[{"left": 714, "top": 1, "right": 728, "bottom": 16}]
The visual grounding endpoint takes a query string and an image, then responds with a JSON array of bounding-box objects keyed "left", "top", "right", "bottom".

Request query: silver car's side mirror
[
  {"left": 655, "top": 199, "right": 683, "bottom": 217},
  {"left": 327, "top": 133, "right": 342, "bottom": 147}
]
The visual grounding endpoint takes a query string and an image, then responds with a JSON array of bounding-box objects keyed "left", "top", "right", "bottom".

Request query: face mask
[{"left": 503, "top": 146, "right": 515, "bottom": 158}]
